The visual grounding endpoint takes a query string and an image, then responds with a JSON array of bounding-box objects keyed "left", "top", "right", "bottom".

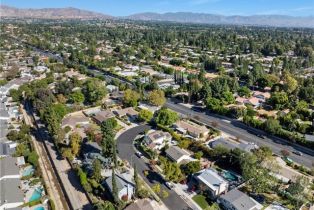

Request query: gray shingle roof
[
  {"left": 0, "top": 157, "right": 19, "bottom": 177},
  {"left": 165, "top": 146, "right": 190, "bottom": 162},
  {"left": 104, "top": 172, "right": 134, "bottom": 193},
  {"left": 0, "top": 178, "right": 24, "bottom": 206},
  {"left": 220, "top": 189, "right": 257, "bottom": 210},
  {"left": 0, "top": 157, "right": 23, "bottom": 206}
]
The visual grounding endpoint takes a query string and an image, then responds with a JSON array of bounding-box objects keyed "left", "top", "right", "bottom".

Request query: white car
[
  {"left": 165, "top": 182, "right": 174, "bottom": 190},
  {"left": 135, "top": 151, "right": 143, "bottom": 158}
]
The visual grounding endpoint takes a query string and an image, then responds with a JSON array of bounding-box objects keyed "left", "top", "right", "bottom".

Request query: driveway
[{"left": 116, "top": 125, "right": 193, "bottom": 210}]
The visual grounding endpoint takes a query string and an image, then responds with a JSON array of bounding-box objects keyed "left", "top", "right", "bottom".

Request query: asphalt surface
[
  {"left": 26, "top": 102, "right": 92, "bottom": 210},
  {"left": 16, "top": 37, "right": 313, "bottom": 168},
  {"left": 116, "top": 125, "right": 192, "bottom": 210},
  {"left": 165, "top": 100, "right": 314, "bottom": 168}
]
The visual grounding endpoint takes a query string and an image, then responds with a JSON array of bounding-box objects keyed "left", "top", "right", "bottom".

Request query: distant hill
[
  {"left": 0, "top": 5, "right": 112, "bottom": 19},
  {"left": 1, "top": 5, "right": 313, "bottom": 28},
  {"left": 126, "top": 12, "right": 314, "bottom": 28}
]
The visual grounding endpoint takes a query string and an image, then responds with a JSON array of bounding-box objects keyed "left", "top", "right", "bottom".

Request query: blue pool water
[
  {"left": 29, "top": 188, "right": 43, "bottom": 202},
  {"left": 34, "top": 206, "right": 45, "bottom": 210},
  {"left": 222, "top": 170, "right": 238, "bottom": 181},
  {"left": 22, "top": 166, "right": 35, "bottom": 177}
]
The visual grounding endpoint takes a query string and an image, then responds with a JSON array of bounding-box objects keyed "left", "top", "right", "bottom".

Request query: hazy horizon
[{"left": 2, "top": 0, "right": 314, "bottom": 17}]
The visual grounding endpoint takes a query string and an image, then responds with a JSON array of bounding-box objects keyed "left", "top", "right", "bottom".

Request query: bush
[
  {"left": 49, "top": 199, "right": 56, "bottom": 210},
  {"left": 138, "top": 109, "right": 153, "bottom": 122},
  {"left": 27, "top": 151, "right": 39, "bottom": 167}
]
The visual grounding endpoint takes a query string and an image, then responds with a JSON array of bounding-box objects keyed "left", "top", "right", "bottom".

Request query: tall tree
[
  {"left": 133, "top": 164, "right": 140, "bottom": 198},
  {"left": 111, "top": 169, "right": 119, "bottom": 204}
]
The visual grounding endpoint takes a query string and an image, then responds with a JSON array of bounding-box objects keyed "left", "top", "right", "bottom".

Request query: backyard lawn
[{"left": 192, "top": 194, "right": 209, "bottom": 209}]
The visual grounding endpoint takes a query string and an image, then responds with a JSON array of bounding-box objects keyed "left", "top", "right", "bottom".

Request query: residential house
[
  {"left": 252, "top": 91, "right": 271, "bottom": 102},
  {"left": 218, "top": 188, "right": 262, "bottom": 210},
  {"left": 114, "top": 107, "right": 138, "bottom": 120},
  {"left": 165, "top": 146, "right": 195, "bottom": 164},
  {"left": 210, "top": 138, "right": 258, "bottom": 153},
  {"left": 92, "top": 110, "right": 115, "bottom": 124},
  {"left": 106, "top": 85, "right": 118, "bottom": 93},
  {"left": 64, "top": 69, "right": 86, "bottom": 81},
  {"left": 0, "top": 141, "right": 17, "bottom": 157},
  {"left": 61, "top": 113, "right": 90, "bottom": 129},
  {"left": 138, "top": 102, "right": 161, "bottom": 114},
  {"left": 81, "top": 142, "right": 111, "bottom": 175},
  {"left": 174, "top": 120, "right": 209, "bottom": 139},
  {"left": 144, "top": 130, "right": 171, "bottom": 150},
  {"left": 103, "top": 172, "right": 135, "bottom": 200},
  {"left": 34, "top": 65, "right": 49, "bottom": 73},
  {"left": 0, "top": 157, "right": 24, "bottom": 210},
  {"left": 194, "top": 168, "right": 228, "bottom": 199},
  {"left": 124, "top": 199, "right": 156, "bottom": 210},
  {"left": 235, "top": 97, "right": 260, "bottom": 108},
  {"left": 305, "top": 134, "right": 314, "bottom": 143}
]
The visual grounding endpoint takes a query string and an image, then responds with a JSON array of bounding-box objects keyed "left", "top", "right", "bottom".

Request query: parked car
[
  {"left": 256, "top": 134, "right": 265, "bottom": 139},
  {"left": 135, "top": 151, "right": 143, "bottom": 158},
  {"left": 165, "top": 182, "right": 174, "bottom": 190},
  {"left": 292, "top": 151, "right": 302, "bottom": 156}
]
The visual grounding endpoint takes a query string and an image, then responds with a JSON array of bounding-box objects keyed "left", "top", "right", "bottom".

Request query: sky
[{"left": 2, "top": 0, "right": 314, "bottom": 16}]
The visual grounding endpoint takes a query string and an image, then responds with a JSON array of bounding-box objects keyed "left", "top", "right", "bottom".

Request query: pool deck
[
  {"left": 23, "top": 183, "right": 45, "bottom": 203},
  {"left": 31, "top": 204, "right": 48, "bottom": 210}
]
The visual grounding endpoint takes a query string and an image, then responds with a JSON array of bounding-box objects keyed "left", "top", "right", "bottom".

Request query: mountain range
[
  {"left": 1, "top": 5, "right": 313, "bottom": 28},
  {"left": 0, "top": 5, "right": 112, "bottom": 19}
]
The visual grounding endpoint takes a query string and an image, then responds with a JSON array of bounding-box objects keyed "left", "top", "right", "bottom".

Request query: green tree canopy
[
  {"left": 123, "top": 89, "right": 140, "bottom": 107},
  {"left": 155, "top": 108, "right": 178, "bottom": 126},
  {"left": 138, "top": 109, "right": 153, "bottom": 122},
  {"left": 82, "top": 78, "right": 107, "bottom": 104},
  {"left": 147, "top": 89, "right": 166, "bottom": 106}
]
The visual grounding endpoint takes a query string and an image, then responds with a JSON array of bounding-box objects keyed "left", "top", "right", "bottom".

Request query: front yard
[{"left": 192, "top": 194, "right": 209, "bottom": 209}]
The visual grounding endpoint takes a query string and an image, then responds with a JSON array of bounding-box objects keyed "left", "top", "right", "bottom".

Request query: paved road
[
  {"left": 14, "top": 36, "right": 313, "bottom": 168},
  {"left": 165, "top": 100, "right": 314, "bottom": 168},
  {"left": 25, "top": 103, "right": 92, "bottom": 210},
  {"left": 116, "top": 125, "right": 193, "bottom": 210},
  {"left": 22, "top": 104, "right": 68, "bottom": 210}
]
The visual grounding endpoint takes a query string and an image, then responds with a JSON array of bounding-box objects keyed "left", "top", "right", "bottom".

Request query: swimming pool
[
  {"left": 29, "top": 187, "right": 43, "bottom": 202},
  {"left": 222, "top": 170, "right": 238, "bottom": 181},
  {"left": 22, "top": 166, "right": 35, "bottom": 177},
  {"left": 34, "top": 206, "right": 45, "bottom": 210}
]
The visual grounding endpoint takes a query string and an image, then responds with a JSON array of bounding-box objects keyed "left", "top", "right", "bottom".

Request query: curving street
[{"left": 116, "top": 125, "right": 193, "bottom": 210}]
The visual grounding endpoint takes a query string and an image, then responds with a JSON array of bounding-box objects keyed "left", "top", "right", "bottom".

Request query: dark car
[
  {"left": 192, "top": 106, "right": 204, "bottom": 113},
  {"left": 292, "top": 151, "right": 302, "bottom": 156},
  {"left": 256, "top": 134, "right": 265, "bottom": 139}
]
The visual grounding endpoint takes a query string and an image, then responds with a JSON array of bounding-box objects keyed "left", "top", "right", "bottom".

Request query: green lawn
[{"left": 192, "top": 194, "right": 209, "bottom": 209}]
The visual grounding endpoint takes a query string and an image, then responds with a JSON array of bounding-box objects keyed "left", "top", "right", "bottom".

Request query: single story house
[
  {"left": 103, "top": 172, "right": 135, "bottom": 201},
  {"left": 0, "top": 157, "right": 24, "bottom": 210},
  {"left": 0, "top": 141, "right": 17, "bottom": 157},
  {"left": 138, "top": 102, "right": 161, "bottom": 114},
  {"left": 92, "top": 110, "right": 115, "bottom": 124},
  {"left": 218, "top": 188, "right": 262, "bottom": 210},
  {"left": 64, "top": 69, "right": 86, "bottom": 80},
  {"left": 194, "top": 168, "right": 228, "bottom": 199},
  {"left": 252, "top": 91, "right": 271, "bottom": 101},
  {"left": 114, "top": 107, "right": 138, "bottom": 120},
  {"left": 61, "top": 113, "right": 90, "bottom": 129},
  {"left": 106, "top": 85, "right": 119, "bottom": 93},
  {"left": 210, "top": 138, "right": 258, "bottom": 153},
  {"left": 144, "top": 130, "right": 171, "bottom": 150},
  {"left": 174, "top": 120, "right": 208, "bottom": 139},
  {"left": 165, "top": 146, "right": 195, "bottom": 164}
]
